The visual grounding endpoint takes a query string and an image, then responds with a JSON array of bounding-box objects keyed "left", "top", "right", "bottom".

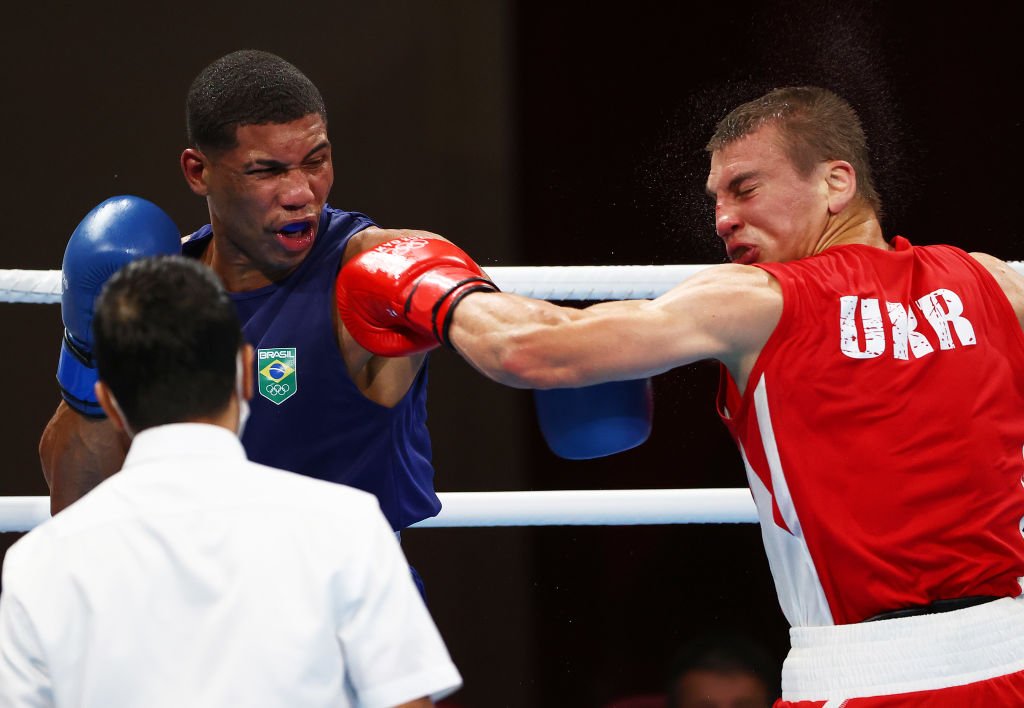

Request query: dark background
[{"left": 2, "top": 2, "right": 1021, "bottom": 706}]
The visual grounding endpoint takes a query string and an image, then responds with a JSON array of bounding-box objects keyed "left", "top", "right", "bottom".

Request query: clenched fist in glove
[
  {"left": 336, "top": 237, "right": 498, "bottom": 357},
  {"left": 57, "top": 196, "right": 181, "bottom": 416}
]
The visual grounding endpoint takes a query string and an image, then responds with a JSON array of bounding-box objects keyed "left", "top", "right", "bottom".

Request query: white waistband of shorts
[{"left": 782, "top": 595, "right": 1024, "bottom": 701}]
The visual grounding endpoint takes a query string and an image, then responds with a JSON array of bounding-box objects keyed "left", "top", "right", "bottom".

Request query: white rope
[
  {"left": 484, "top": 265, "right": 713, "bottom": 300},
  {"left": 0, "top": 489, "right": 757, "bottom": 533},
  {"left": 0, "top": 269, "right": 63, "bottom": 303},
  {"left": 7, "top": 262, "right": 1024, "bottom": 303},
  {"left": 5, "top": 265, "right": 712, "bottom": 303},
  {"left": 414, "top": 489, "right": 757, "bottom": 527},
  {"left": 2, "top": 266, "right": 711, "bottom": 303},
  {"left": 0, "top": 497, "right": 52, "bottom": 533}
]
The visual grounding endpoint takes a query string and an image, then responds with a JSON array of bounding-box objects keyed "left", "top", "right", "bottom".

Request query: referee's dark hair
[{"left": 93, "top": 255, "right": 243, "bottom": 432}]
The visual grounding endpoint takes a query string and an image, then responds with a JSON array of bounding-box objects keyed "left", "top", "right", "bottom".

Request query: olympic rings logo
[
  {"left": 265, "top": 383, "right": 291, "bottom": 396},
  {"left": 378, "top": 238, "right": 430, "bottom": 256}
]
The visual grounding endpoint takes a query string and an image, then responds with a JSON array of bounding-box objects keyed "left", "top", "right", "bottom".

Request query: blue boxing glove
[
  {"left": 533, "top": 379, "right": 654, "bottom": 460},
  {"left": 57, "top": 196, "right": 181, "bottom": 416}
]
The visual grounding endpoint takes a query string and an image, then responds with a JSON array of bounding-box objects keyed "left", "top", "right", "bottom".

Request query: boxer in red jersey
[{"left": 339, "top": 86, "right": 1024, "bottom": 706}]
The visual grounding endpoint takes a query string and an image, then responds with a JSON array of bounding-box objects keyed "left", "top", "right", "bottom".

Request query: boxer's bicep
[{"left": 653, "top": 264, "right": 782, "bottom": 373}]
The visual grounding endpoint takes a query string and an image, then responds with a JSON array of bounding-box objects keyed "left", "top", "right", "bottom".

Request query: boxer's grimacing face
[
  {"left": 706, "top": 123, "right": 831, "bottom": 265},
  {"left": 189, "top": 113, "right": 335, "bottom": 279}
]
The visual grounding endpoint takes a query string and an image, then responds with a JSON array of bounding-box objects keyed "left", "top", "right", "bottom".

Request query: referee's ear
[
  {"left": 94, "top": 381, "right": 133, "bottom": 438},
  {"left": 238, "top": 344, "right": 255, "bottom": 401}
]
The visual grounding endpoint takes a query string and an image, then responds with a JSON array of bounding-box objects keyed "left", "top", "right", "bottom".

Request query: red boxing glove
[{"left": 336, "top": 236, "right": 498, "bottom": 356}]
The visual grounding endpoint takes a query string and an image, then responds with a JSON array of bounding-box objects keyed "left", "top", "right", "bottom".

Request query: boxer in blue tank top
[
  {"left": 182, "top": 205, "right": 440, "bottom": 532},
  {"left": 40, "top": 52, "right": 450, "bottom": 598}
]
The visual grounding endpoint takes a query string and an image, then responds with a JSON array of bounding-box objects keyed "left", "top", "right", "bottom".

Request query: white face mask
[{"left": 236, "top": 350, "right": 250, "bottom": 439}]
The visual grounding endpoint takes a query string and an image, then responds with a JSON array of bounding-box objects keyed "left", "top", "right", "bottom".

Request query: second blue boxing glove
[
  {"left": 57, "top": 196, "right": 181, "bottom": 416},
  {"left": 533, "top": 378, "right": 654, "bottom": 460}
]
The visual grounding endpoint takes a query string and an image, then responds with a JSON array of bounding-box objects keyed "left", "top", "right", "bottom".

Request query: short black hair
[
  {"left": 666, "top": 633, "right": 778, "bottom": 708},
  {"left": 186, "top": 49, "right": 327, "bottom": 152},
  {"left": 93, "top": 256, "right": 243, "bottom": 432}
]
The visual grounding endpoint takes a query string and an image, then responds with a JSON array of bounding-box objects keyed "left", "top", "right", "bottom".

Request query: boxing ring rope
[
  {"left": 0, "top": 490, "right": 758, "bottom": 533},
  {"left": 1, "top": 266, "right": 719, "bottom": 303},
  {"left": 0, "top": 269, "right": 63, "bottom": 304},
  {"left": 8, "top": 259, "right": 1020, "bottom": 533},
  {"left": 7, "top": 262, "right": 1024, "bottom": 303}
]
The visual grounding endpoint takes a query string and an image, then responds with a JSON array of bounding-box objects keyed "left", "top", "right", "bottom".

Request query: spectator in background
[
  {"left": 602, "top": 632, "right": 777, "bottom": 708},
  {"left": 667, "top": 633, "right": 778, "bottom": 708}
]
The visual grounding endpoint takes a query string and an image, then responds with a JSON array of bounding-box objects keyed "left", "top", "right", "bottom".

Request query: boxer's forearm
[
  {"left": 39, "top": 402, "right": 129, "bottom": 515},
  {"left": 447, "top": 292, "right": 599, "bottom": 389}
]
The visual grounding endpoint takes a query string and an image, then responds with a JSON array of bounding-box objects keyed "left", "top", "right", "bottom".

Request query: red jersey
[{"left": 717, "top": 236, "right": 1024, "bottom": 626}]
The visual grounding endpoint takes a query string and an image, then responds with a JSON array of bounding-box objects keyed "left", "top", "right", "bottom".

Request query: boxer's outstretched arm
[
  {"left": 39, "top": 402, "right": 129, "bottom": 515},
  {"left": 447, "top": 263, "right": 782, "bottom": 390}
]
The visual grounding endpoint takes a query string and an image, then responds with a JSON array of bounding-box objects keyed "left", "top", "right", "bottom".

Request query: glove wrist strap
[
  {"left": 56, "top": 333, "right": 106, "bottom": 418},
  {"left": 436, "top": 281, "right": 498, "bottom": 350}
]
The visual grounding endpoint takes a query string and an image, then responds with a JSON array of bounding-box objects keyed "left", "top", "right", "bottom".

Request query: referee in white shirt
[{"left": 0, "top": 256, "right": 462, "bottom": 708}]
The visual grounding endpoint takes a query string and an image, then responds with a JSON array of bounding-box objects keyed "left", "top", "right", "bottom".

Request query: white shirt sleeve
[
  {"left": 0, "top": 544, "right": 55, "bottom": 708},
  {"left": 334, "top": 500, "right": 462, "bottom": 708}
]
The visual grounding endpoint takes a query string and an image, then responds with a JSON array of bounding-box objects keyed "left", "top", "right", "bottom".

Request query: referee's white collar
[{"left": 123, "top": 423, "right": 247, "bottom": 469}]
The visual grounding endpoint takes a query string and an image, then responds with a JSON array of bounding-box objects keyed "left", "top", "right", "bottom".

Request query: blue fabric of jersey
[{"left": 182, "top": 205, "right": 440, "bottom": 531}]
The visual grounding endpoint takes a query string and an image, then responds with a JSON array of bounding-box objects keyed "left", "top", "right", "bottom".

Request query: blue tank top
[{"left": 182, "top": 205, "right": 440, "bottom": 531}]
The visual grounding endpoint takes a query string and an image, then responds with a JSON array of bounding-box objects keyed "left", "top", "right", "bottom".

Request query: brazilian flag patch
[{"left": 257, "top": 347, "right": 297, "bottom": 405}]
